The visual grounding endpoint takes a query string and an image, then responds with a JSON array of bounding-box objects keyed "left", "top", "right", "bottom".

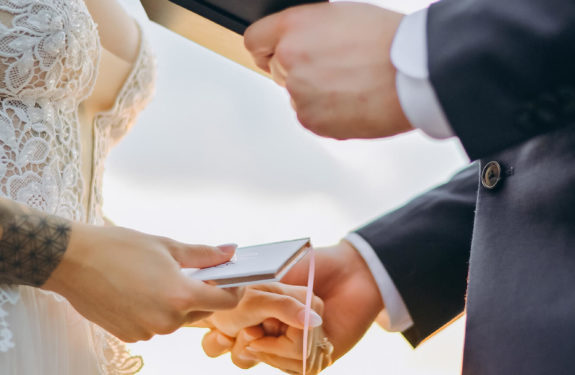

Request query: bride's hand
[
  {"left": 42, "top": 223, "right": 244, "bottom": 343},
  {"left": 194, "top": 283, "right": 324, "bottom": 370}
]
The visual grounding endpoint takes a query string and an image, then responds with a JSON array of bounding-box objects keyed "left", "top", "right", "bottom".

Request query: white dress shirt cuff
[
  {"left": 390, "top": 8, "right": 454, "bottom": 139},
  {"left": 344, "top": 232, "right": 414, "bottom": 332}
]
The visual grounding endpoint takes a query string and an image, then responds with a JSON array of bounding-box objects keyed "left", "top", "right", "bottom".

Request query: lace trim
[
  {"left": 88, "top": 25, "right": 156, "bottom": 224},
  {"left": 94, "top": 327, "right": 144, "bottom": 375},
  {"left": 0, "top": 286, "right": 18, "bottom": 352}
]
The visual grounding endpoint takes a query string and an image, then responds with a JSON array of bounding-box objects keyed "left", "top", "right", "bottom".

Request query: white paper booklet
[{"left": 184, "top": 238, "right": 311, "bottom": 287}]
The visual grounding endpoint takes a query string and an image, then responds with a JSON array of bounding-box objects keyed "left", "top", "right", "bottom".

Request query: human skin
[
  {"left": 42, "top": 221, "right": 245, "bottom": 343},
  {"left": 0, "top": 197, "right": 245, "bottom": 343},
  {"left": 201, "top": 241, "right": 383, "bottom": 373},
  {"left": 244, "top": 2, "right": 413, "bottom": 141}
]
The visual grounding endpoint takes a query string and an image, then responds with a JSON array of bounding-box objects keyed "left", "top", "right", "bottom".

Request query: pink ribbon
[{"left": 302, "top": 249, "right": 316, "bottom": 375}]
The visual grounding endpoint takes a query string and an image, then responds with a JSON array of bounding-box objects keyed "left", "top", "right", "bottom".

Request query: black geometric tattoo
[{"left": 0, "top": 199, "right": 71, "bottom": 287}]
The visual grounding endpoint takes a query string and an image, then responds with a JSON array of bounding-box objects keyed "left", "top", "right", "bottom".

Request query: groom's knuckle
[
  {"left": 243, "top": 26, "right": 262, "bottom": 52},
  {"left": 281, "top": 8, "right": 300, "bottom": 31},
  {"left": 276, "top": 42, "right": 296, "bottom": 69}
]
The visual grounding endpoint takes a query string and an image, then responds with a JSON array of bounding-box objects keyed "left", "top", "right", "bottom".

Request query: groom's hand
[
  {"left": 244, "top": 2, "right": 412, "bottom": 140},
  {"left": 276, "top": 241, "right": 383, "bottom": 362}
]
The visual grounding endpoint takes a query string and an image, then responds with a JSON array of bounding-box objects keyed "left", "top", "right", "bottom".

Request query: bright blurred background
[{"left": 106, "top": 0, "right": 469, "bottom": 373}]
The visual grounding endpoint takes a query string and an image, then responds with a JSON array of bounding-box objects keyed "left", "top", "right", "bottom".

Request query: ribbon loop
[{"left": 302, "top": 249, "right": 316, "bottom": 375}]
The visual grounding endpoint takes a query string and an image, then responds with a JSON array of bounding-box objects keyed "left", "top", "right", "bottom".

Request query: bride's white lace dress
[{"left": 0, "top": 0, "right": 156, "bottom": 373}]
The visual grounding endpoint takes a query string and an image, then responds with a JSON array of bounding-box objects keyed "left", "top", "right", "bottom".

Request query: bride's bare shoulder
[
  {"left": 81, "top": 0, "right": 145, "bottom": 113},
  {"left": 83, "top": 0, "right": 140, "bottom": 64}
]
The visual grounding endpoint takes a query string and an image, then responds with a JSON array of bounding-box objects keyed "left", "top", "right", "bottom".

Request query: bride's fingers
[
  {"left": 201, "top": 284, "right": 324, "bottom": 339},
  {"left": 245, "top": 326, "right": 320, "bottom": 360},
  {"left": 202, "top": 329, "right": 234, "bottom": 358},
  {"left": 262, "top": 318, "right": 287, "bottom": 337},
  {"left": 253, "top": 283, "right": 325, "bottom": 317},
  {"left": 248, "top": 350, "right": 303, "bottom": 374},
  {"left": 230, "top": 326, "right": 265, "bottom": 369},
  {"left": 250, "top": 284, "right": 324, "bottom": 327},
  {"left": 246, "top": 333, "right": 303, "bottom": 360},
  {"left": 236, "top": 290, "right": 322, "bottom": 331}
]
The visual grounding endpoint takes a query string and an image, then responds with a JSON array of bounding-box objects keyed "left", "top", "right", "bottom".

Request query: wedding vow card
[
  {"left": 184, "top": 238, "right": 311, "bottom": 287},
  {"left": 140, "top": 0, "right": 326, "bottom": 75}
]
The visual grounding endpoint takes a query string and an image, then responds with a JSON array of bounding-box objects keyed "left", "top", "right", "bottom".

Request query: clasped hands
[
  {"left": 192, "top": 241, "right": 384, "bottom": 374},
  {"left": 42, "top": 222, "right": 381, "bottom": 374},
  {"left": 195, "top": 283, "right": 329, "bottom": 375}
]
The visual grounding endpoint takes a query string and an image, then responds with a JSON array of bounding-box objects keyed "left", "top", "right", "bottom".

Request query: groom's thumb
[{"left": 174, "top": 243, "right": 237, "bottom": 269}]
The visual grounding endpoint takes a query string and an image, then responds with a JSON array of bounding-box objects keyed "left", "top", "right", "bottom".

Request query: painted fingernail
[
  {"left": 297, "top": 309, "right": 323, "bottom": 327},
  {"left": 216, "top": 332, "right": 233, "bottom": 347}
]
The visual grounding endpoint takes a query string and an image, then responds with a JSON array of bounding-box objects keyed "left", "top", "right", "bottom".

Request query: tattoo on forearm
[{"left": 0, "top": 199, "right": 71, "bottom": 287}]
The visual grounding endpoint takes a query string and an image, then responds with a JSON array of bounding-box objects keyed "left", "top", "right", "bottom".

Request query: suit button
[{"left": 481, "top": 161, "right": 502, "bottom": 190}]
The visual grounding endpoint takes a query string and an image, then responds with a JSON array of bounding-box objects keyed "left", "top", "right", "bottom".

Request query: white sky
[{"left": 104, "top": 1, "right": 468, "bottom": 374}]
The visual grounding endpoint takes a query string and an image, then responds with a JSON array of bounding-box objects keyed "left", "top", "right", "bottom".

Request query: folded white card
[{"left": 184, "top": 238, "right": 311, "bottom": 288}]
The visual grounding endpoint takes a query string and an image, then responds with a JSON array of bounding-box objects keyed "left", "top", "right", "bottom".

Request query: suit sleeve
[
  {"left": 355, "top": 163, "right": 478, "bottom": 347},
  {"left": 426, "top": 0, "right": 575, "bottom": 160}
]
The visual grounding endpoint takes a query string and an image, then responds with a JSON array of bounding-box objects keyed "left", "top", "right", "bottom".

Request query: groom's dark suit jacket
[{"left": 356, "top": 0, "right": 575, "bottom": 374}]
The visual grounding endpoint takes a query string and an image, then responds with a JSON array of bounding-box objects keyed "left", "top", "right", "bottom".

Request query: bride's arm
[
  {"left": 0, "top": 197, "right": 70, "bottom": 287},
  {"left": 0, "top": 197, "right": 244, "bottom": 343},
  {"left": 84, "top": 0, "right": 141, "bottom": 63},
  {"left": 83, "top": 0, "right": 145, "bottom": 114}
]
